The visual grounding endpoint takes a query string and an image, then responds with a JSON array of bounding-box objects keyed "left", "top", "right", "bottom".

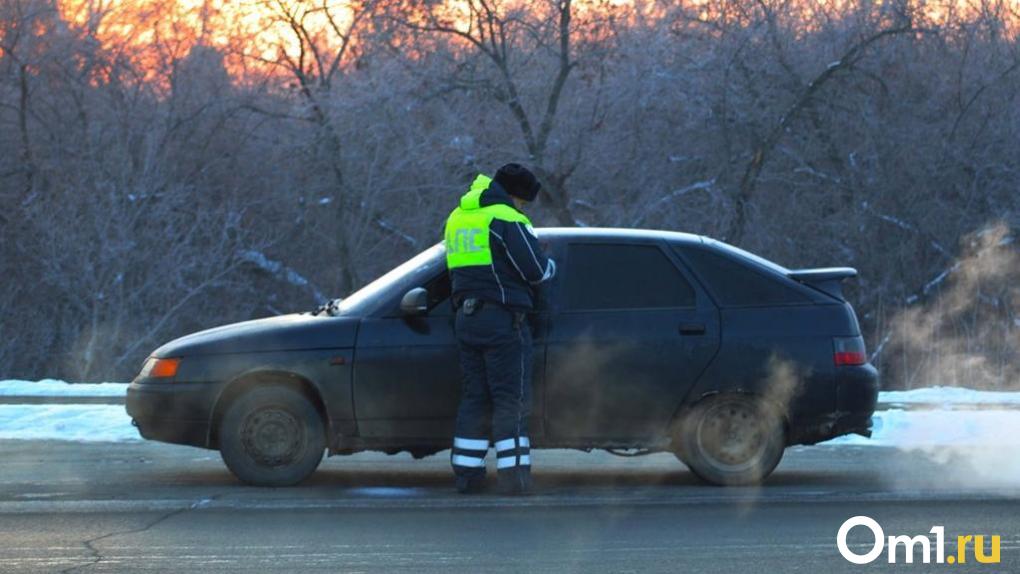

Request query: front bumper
[{"left": 126, "top": 381, "right": 221, "bottom": 449}]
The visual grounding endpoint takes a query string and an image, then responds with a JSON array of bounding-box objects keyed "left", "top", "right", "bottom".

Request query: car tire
[
  {"left": 218, "top": 385, "right": 325, "bottom": 487},
  {"left": 673, "top": 393, "right": 785, "bottom": 486}
]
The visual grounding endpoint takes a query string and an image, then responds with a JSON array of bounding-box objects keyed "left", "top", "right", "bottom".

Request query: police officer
[{"left": 444, "top": 164, "right": 556, "bottom": 495}]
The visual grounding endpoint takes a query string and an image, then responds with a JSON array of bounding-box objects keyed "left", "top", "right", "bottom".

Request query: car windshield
[
  {"left": 335, "top": 244, "right": 445, "bottom": 315},
  {"left": 702, "top": 237, "right": 791, "bottom": 275}
]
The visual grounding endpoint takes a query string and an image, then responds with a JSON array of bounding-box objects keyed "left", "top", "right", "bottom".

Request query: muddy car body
[{"left": 127, "top": 228, "right": 878, "bottom": 486}]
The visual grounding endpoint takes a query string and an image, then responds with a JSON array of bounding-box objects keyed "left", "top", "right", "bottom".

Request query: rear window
[
  {"left": 565, "top": 243, "right": 696, "bottom": 310},
  {"left": 677, "top": 246, "right": 810, "bottom": 307}
]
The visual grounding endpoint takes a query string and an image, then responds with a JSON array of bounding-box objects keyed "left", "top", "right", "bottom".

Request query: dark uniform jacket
[{"left": 449, "top": 180, "right": 554, "bottom": 310}]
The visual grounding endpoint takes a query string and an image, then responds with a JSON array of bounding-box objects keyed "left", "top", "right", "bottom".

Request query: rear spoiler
[{"left": 788, "top": 267, "right": 858, "bottom": 300}]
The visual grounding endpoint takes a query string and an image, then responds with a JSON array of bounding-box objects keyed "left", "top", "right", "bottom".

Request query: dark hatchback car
[{"left": 127, "top": 228, "right": 878, "bottom": 487}]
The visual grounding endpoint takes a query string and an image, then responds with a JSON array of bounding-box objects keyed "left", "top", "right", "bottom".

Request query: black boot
[
  {"left": 496, "top": 467, "right": 532, "bottom": 495},
  {"left": 455, "top": 474, "right": 487, "bottom": 494}
]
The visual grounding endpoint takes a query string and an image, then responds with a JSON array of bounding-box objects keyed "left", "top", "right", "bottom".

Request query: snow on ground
[
  {"left": 824, "top": 408, "right": 1020, "bottom": 447},
  {"left": 0, "top": 405, "right": 140, "bottom": 442},
  {"left": 1, "top": 403, "right": 1015, "bottom": 446},
  {"left": 0, "top": 379, "right": 127, "bottom": 397},
  {"left": 0, "top": 381, "right": 1019, "bottom": 445},
  {"left": 3, "top": 380, "right": 1019, "bottom": 403},
  {"left": 879, "top": 386, "right": 1020, "bottom": 405}
]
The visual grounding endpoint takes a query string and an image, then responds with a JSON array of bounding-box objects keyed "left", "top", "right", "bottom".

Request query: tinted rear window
[
  {"left": 565, "top": 243, "right": 695, "bottom": 310},
  {"left": 677, "top": 246, "right": 810, "bottom": 307}
]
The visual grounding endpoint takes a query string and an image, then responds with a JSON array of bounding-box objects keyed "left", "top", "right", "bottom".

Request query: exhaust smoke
[{"left": 870, "top": 222, "right": 1020, "bottom": 490}]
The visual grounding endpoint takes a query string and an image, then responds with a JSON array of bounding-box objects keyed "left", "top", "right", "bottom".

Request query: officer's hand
[{"left": 542, "top": 258, "right": 557, "bottom": 282}]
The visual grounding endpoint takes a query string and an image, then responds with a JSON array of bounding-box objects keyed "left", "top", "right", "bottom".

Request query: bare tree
[
  {"left": 0, "top": 0, "right": 1018, "bottom": 385},
  {"left": 397, "top": 0, "right": 614, "bottom": 226},
  {"left": 235, "top": 0, "right": 375, "bottom": 294}
]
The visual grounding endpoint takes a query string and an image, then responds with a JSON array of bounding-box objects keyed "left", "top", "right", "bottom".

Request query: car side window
[
  {"left": 564, "top": 243, "right": 696, "bottom": 311},
  {"left": 677, "top": 246, "right": 810, "bottom": 307}
]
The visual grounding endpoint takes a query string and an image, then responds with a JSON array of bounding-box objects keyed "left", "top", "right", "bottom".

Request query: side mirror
[{"left": 400, "top": 287, "right": 429, "bottom": 316}]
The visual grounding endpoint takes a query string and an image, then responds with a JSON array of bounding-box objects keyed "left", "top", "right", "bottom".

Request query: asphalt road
[{"left": 1, "top": 441, "right": 1018, "bottom": 573}]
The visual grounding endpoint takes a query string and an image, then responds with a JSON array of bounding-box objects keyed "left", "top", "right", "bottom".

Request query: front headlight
[{"left": 139, "top": 357, "right": 181, "bottom": 380}]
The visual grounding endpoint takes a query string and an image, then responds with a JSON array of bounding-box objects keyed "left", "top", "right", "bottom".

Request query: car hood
[{"left": 152, "top": 314, "right": 359, "bottom": 357}]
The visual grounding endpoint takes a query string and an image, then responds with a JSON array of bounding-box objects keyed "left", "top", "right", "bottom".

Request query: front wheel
[
  {"left": 673, "top": 394, "right": 785, "bottom": 486},
  {"left": 219, "top": 386, "right": 325, "bottom": 486}
]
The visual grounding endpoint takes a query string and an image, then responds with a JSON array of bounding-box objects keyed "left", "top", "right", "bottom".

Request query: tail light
[{"left": 833, "top": 336, "right": 867, "bottom": 366}]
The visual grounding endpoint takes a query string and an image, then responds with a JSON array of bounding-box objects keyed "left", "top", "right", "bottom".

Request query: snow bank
[
  {"left": 0, "top": 381, "right": 1018, "bottom": 445},
  {"left": 0, "top": 405, "right": 139, "bottom": 442},
  {"left": 879, "top": 386, "right": 1020, "bottom": 405},
  {"left": 0, "top": 379, "right": 128, "bottom": 397},
  {"left": 0, "top": 403, "right": 1016, "bottom": 446},
  {"left": 827, "top": 407, "right": 1020, "bottom": 488},
  {"left": 826, "top": 408, "right": 1020, "bottom": 447},
  {"left": 3, "top": 380, "right": 1019, "bottom": 404}
]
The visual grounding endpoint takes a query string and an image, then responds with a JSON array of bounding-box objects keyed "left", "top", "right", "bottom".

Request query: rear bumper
[
  {"left": 789, "top": 363, "right": 879, "bottom": 445},
  {"left": 126, "top": 381, "right": 221, "bottom": 449},
  {"left": 836, "top": 363, "right": 879, "bottom": 416}
]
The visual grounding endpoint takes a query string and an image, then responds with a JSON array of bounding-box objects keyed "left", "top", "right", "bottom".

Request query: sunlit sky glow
[{"left": 49, "top": 0, "right": 1019, "bottom": 86}]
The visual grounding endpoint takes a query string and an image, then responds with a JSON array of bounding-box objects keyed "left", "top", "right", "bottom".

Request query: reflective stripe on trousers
[
  {"left": 495, "top": 436, "right": 531, "bottom": 469},
  {"left": 451, "top": 436, "right": 489, "bottom": 469}
]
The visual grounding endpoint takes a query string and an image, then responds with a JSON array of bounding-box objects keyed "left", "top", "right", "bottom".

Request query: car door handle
[{"left": 678, "top": 323, "right": 706, "bottom": 335}]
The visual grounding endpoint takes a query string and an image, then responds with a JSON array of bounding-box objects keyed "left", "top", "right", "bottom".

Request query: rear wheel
[
  {"left": 219, "top": 386, "right": 325, "bottom": 486},
  {"left": 673, "top": 394, "right": 785, "bottom": 486}
]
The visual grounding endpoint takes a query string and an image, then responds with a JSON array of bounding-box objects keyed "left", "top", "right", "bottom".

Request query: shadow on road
[
  {"left": 154, "top": 464, "right": 872, "bottom": 493},
  {"left": 6, "top": 441, "right": 1011, "bottom": 502}
]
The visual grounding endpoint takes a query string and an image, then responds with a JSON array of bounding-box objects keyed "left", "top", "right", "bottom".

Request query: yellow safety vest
[{"left": 444, "top": 174, "right": 532, "bottom": 270}]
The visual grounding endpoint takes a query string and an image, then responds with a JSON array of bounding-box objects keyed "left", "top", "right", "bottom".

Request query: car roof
[{"left": 536, "top": 227, "right": 706, "bottom": 245}]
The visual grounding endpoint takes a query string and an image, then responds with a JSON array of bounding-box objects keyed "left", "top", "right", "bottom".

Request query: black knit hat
[{"left": 494, "top": 163, "right": 541, "bottom": 202}]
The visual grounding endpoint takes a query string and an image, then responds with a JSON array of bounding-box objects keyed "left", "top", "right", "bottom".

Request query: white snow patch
[
  {"left": 880, "top": 386, "right": 1020, "bottom": 405},
  {"left": 826, "top": 408, "right": 1020, "bottom": 447},
  {"left": 0, "top": 402, "right": 1016, "bottom": 447},
  {"left": 0, "top": 379, "right": 128, "bottom": 397},
  {"left": 6, "top": 381, "right": 1019, "bottom": 404},
  {"left": 0, "top": 405, "right": 140, "bottom": 442},
  {"left": 0, "top": 382, "right": 1018, "bottom": 446}
]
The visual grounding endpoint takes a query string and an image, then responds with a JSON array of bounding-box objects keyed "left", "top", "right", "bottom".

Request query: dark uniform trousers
[{"left": 450, "top": 301, "right": 533, "bottom": 490}]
